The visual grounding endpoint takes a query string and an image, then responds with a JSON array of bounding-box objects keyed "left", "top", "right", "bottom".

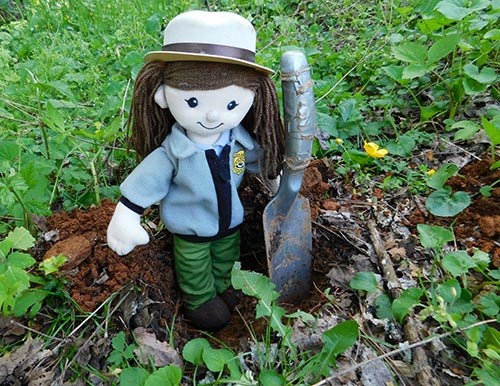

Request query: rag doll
[{"left": 107, "top": 10, "right": 284, "bottom": 331}]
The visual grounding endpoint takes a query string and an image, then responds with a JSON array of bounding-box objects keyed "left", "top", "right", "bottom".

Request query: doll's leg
[
  {"left": 173, "top": 235, "right": 231, "bottom": 331},
  {"left": 173, "top": 236, "right": 216, "bottom": 309},
  {"left": 210, "top": 230, "right": 240, "bottom": 294},
  {"left": 210, "top": 230, "right": 242, "bottom": 310}
]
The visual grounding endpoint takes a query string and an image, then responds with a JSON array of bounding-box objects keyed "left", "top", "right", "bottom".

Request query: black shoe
[
  {"left": 184, "top": 296, "right": 231, "bottom": 331},
  {"left": 220, "top": 288, "right": 243, "bottom": 312}
]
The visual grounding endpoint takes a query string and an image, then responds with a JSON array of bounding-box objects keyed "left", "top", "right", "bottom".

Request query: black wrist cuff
[{"left": 119, "top": 196, "right": 145, "bottom": 215}]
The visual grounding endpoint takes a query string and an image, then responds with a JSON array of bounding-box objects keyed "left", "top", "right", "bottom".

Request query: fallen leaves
[
  {"left": 133, "top": 327, "right": 183, "bottom": 368},
  {"left": 0, "top": 316, "right": 25, "bottom": 345},
  {"left": 0, "top": 338, "right": 53, "bottom": 384}
]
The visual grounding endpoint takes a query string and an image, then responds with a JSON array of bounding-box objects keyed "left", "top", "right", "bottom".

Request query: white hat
[{"left": 144, "top": 10, "right": 273, "bottom": 74}]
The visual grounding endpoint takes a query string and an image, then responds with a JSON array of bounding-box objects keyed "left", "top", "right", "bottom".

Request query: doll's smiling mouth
[{"left": 198, "top": 122, "right": 223, "bottom": 130}]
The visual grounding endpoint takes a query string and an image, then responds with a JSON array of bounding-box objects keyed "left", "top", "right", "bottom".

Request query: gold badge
[{"left": 233, "top": 150, "right": 245, "bottom": 175}]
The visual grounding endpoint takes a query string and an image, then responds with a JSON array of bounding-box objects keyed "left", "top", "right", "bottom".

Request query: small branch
[
  {"left": 12, "top": 320, "right": 64, "bottom": 342},
  {"left": 0, "top": 114, "right": 33, "bottom": 124},
  {"left": 52, "top": 291, "right": 119, "bottom": 353},
  {"left": 441, "top": 138, "right": 481, "bottom": 161},
  {"left": 368, "top": 219, "right": 438, "bottom": 386},
  {"left": 367, "top": 220, "right": 402, "bottom": 298},
  {"left": 311, "top": 319, "right": 496, "bottom": 386},
  {"left": 55, "top": 287, "right": 135, "bottom": 383},
  {"left": 312, "top": 221, "right": 372, "bottom": 255}
]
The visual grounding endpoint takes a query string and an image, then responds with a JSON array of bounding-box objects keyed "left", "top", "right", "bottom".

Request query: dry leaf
[
  {"left": 62, "top": 378, "right": 86, "bottom": 386},
  {"left": 27, "top": 367, "right": 55, "bottom": 386},
  {"left": 0, "top": 316, "right": 26, "bottom": 345},
  {"left": 388, "top": 246, "right": 407, "bottom": 261},
  {"left": 326, "top": 266, "right": 356, "bottom": 288},
  {"left": 0, "top": 338, "right": 52, "bottom": 382},
  {"left": 133, "top": 327, "right": 182, "bottom": 367},
  {"left": 359, "top": 346, "right": 393, "bottom": 386}
]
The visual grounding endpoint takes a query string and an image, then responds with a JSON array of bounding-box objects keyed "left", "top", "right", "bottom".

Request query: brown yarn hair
[{"left": 128, "top": 61, "right": 284, "bottom": 178}]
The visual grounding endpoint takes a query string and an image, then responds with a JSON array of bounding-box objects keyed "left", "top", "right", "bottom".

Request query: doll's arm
[
  {"left": 107, "top": 201, "right": 149, "bottom": 255},
  {"left": 107, "top": 147, "right": 174, "bottom": 255}
]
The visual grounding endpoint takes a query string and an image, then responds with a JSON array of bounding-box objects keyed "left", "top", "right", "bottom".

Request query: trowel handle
[
  {"left": 281, "top": 51, "right": 316, "bottom": 170},
  {"left": 281, "top": 51, "right": 316, "bottom": 173},
  {"left": 278, "top": 51, "right": 316, "bottom": 205}
]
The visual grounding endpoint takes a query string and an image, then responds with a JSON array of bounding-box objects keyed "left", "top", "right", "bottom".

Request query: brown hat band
[{"left": 162, "top": 43, "right": 256, "bottom": 63}]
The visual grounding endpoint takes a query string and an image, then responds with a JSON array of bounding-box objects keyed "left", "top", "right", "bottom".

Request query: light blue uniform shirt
[{"left": 120, "top": 123, "right": 261, "bottom": 238}]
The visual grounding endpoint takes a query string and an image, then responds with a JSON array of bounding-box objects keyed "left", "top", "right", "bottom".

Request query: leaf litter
[{"left": 0, "top": 152, "right": 498, "bottom": 384}]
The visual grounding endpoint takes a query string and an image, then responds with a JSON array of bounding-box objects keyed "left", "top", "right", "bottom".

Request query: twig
[
  {"left": 52, "top": 290, "right": 120, "bottom": 353},
  {"left": 11, "top": 320, "right": 64, "bottom": 342},
  {"left": 311, "top": 319, "right": 496, "bottom": 386},
  {"left": 312, "top": 221, "right": 371, "bottom": 255},
  {"left": 367, "top": 220, "right": 403, "bottom": 298},
  {"left": 441, "top": 138, "right": 482, "bottom": 161},
  {"left": 0, "top": 114, "right": 33, "bottom": 124},
  {"left": 367, "top": 219, "right": 438, "bottom": 385},
  {"left": 56, "top": 287, "right": 135, "bottom": 382}
]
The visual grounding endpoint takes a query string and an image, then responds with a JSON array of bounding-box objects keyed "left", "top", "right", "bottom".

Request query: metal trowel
[{"left": 263, "top": 51, "right": 317, "bottom": 302}]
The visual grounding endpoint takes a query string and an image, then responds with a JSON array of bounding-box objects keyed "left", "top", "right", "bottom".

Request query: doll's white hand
[{"left": 107, "top": 202, "right": 150, "bottom": 255}]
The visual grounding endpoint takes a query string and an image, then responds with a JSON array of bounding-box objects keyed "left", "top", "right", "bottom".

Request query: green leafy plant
[
  {"left": 350, "top": 272, "right": 424, "bottom": 324},
  {"left": 119, "top": 365, "right": 182, "bottom": 386},
  {"left": 349, "top": 271, "right": 379, "bottom": 293},
  {"left": 0, "top": 141, "right": 52, "bottom": 232},
  {"left": 352, "top": 222, "right": 499, "bottom": 385},
  {"left": 425, "top": 163, "right": 471, "bottom": 216},
  {"left": 108, "top": 331, "right": 183, "bottom": 386},
  {"left": 231, "top": 263, "right": 359, "bottom": 384},
  {"left": 482, "top": 115, "right": 500, "bottom": 165},
  {"left": 0, "top": 227, "right": 66, "bottom": 317},
  {"left": 182, "top": 337, "right": 241, "bottom": 383},
  {"left": 418, "top": 225, "right": 499, "bottom": 384},
  {"left": 312, "top": 320, "right": 359, "bottom": 377},
  {"left": 108, "top": 331, "right": 138, "bottom": 369},
  {"left": 386, "top": 1, "right": 498, "bottom": 120},
  {"left": 389, "top": 33, "right": 460, "bottom": 82},
  {"left": 446, "top": 114, "right": 500, "bottom": 169}
]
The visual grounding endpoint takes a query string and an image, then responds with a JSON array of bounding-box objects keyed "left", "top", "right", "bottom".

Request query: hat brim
[{"left": 144, "top": 51, "right": 274, "bottom": 74}]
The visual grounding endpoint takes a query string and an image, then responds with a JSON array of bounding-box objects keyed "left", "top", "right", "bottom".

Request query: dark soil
[{"left": 408, "top": 157, "right": 500, "bottom": 266}]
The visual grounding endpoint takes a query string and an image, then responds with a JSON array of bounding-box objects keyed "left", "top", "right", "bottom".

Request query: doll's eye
[
  {"left": 227, "top": 100, "right": 239, "bottom": 110},
  {"left": 185, "top": 97, "right": 198, "bottom": 108}
]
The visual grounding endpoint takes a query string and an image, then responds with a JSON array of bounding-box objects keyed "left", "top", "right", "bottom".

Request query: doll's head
[
  {"left": 154, "top": 81, "right": 254, "bottom": 145},
  {"left": 126, "top": 10, "right": 284, "bottom": 179},
  {"left": 129, "top": 61, "right": 284, "bottom": 178}
]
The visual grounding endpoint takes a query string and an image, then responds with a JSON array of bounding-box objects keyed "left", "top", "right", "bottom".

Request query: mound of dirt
[{"left": 39, "top": 200, "right": 177, "bottom": 320}]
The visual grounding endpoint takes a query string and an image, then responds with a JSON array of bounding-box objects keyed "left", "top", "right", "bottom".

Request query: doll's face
[{"left": 162, "top": 85, "right": 254, "bottom": 137}]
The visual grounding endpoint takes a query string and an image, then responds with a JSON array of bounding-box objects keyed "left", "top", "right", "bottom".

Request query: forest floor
[{"left": 14, "top": 146, "right": 498, "bottom": 385}]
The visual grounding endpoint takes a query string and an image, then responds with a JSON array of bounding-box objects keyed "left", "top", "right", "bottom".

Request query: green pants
[{"left": 173, "top": 231, "right": 240, "bottom": 310}]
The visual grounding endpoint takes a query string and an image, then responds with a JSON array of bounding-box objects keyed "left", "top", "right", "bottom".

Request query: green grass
[
  {"left": 1, "top": 0, "right": 399, "bottom": 225},
  {"left": 3, "top": 0, "right": 496, "bottom": 226}
]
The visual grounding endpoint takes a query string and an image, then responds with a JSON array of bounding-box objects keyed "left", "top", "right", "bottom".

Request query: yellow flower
[
  {"left": 335, "top": 138, "right": 344, "bottom": 145},
  {"left": 426, "top": 169, "right": 436, "bottom": 176},
  {"left": 364, "top": 141, "right": 388, "bottom": 158}
]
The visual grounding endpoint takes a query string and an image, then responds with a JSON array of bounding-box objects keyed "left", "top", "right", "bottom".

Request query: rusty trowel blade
[{"left": 263, "top": 195, "right": 312, "bottom": 302}]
